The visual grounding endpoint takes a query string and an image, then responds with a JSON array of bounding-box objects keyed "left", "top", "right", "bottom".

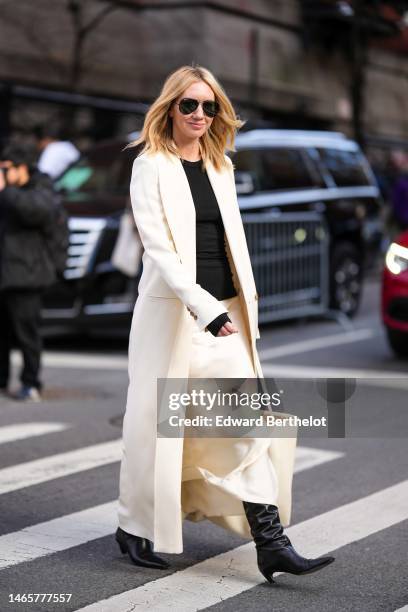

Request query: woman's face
[{"left": 169, "top": 81, "right": 216, "bottom": 142}]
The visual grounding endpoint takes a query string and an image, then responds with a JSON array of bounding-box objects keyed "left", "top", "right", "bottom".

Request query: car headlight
[{"left": 385, "top": 242, "right": 408, "bottom": 275}]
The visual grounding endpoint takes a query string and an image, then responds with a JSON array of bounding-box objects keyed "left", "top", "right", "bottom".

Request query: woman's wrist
[{"left": 206, "top": 312, "right": 231, "bottom": 336}]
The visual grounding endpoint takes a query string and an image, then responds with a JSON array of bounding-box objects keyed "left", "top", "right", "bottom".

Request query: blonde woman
[{"left": 116, "top": 65, "right": 335, "bottom": 584}]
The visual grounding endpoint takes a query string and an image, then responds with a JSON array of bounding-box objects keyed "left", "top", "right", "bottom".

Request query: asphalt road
[{"left": 0, "top": 276, "right": 407, "bottom": 612}]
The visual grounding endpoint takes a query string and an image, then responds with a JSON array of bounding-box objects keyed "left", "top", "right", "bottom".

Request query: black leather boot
[
  {"left": 243, "top": 501, "right": 335, "bottom": 583},
  {"left": 115, "top": 527, "right": 170, "bottom": 569}
]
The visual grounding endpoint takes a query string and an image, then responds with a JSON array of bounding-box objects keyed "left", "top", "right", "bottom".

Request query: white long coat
[{"left": 117, "top": 149, "right": 297, "bottom": 553}]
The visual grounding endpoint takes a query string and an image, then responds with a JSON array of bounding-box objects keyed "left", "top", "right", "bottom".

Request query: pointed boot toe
[
  {"left": 289, "top": 549, "right": 335, "bottom": 576},
  {"left": 258, "top": 544, "right": 335, "bottom": 580},
  {"left": 243, "top": 502, "right": 335, "bottom": 583},
  {"left": 115, "top": 527, "right": 170, "bottom": 569}
]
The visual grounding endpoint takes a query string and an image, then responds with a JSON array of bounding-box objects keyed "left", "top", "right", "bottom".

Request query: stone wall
[{"left": 0, "top": 0, "right": 406, "bottom": 141}]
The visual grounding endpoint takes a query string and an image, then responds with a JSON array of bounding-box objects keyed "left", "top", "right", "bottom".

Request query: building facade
[{"left": 0, "top": 0, "right": 406, "bottom": 148}]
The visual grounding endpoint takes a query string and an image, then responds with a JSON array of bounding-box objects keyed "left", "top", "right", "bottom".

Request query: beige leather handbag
[{"left": 111, "top": 209, "right": 143, "bottom": 277}]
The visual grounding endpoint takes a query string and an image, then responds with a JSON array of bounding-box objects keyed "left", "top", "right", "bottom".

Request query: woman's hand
[{"left": 217, "top": 321, "right": 238, "bottom": 336}]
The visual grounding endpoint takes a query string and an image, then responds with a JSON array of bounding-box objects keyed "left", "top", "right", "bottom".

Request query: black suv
[{"left": 42, "top": 129, "right": 383, "bottom": 332}]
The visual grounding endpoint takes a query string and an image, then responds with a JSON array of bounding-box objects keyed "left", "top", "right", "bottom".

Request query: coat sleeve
[{"left": 130, "top": 155, "right": 229, "bottom": 331}]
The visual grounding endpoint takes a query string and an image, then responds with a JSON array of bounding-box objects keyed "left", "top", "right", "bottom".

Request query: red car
[{"left": 382, "top": 230, "right": 408, "bottom": 357}]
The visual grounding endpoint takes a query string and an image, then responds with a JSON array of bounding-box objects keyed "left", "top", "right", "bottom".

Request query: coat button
[
  {"left": 254, "top": 293, "right": 259, "bottom": 301},
  {"left": 188, "top": 308, "right": 197, "bottom": 319}
]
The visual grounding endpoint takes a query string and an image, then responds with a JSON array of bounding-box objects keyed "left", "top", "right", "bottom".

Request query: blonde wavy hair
[{"left": 124, "top": 64, "right": 245, "bottom": 172}]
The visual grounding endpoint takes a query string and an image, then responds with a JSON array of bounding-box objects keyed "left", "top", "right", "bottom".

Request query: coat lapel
[
  {"left": 156, "top": 150, "right": 258, "bottom": 352},
  {"left": 157, "top": 152, "right": 196, "bottom": 280},
  {"left": 157, "top": 150, "right": 256, "bottom": 292},
  {"left": 205, "top": 160, "right": 257, "bottom": 302}
]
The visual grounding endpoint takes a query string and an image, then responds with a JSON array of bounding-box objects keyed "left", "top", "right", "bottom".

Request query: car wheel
[
  {"left": 386, "top": 327, "right": 408, "bottom": 358},
  {"left": 329, "top": 242, "right": 362, "bottom": 318}
]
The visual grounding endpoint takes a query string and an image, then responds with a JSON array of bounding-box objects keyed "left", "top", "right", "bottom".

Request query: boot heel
[
  {"left": 116, "top": 537, "right": 127, "bottom": 554},
  {"left": 261, "top": 569, "right": 276, "bottom": 584},
  {"left": 115, "top": 527, "right": 170, "bottom": 569}
]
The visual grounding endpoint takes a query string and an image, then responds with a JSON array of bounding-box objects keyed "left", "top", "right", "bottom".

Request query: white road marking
[
  {"left": 0, "top": 445, "right": 339, "bottom": 569},
  {"left": 293, "top": 446, "right": 343, "bottom": 472},
  {"left": 0, "top": 439, "right": 122, "bottom": 495},
  {"left": 0, "top": 441, "right": 337, "bottom": 497},
  {"left": 10, "top": 340, "right": 407, "bottom": 382},
  {"left": 261, "top": 363, "right": 408, "bottom": 379},
  {"left": 0, "top": 422, "right": 69, "bottom": 445},
  {"left": 258, "top": 329, "right": 375, "bottom": 360},
  {"left": 0, "top": 502, "right": 116, "bottom": 569},
  {"left": 11, "top": 351, "right": 128, "bottom": 371},
  {"left": 394, "top": 606, "right": 408, "bottom": 611},
  {"left": 76, "top": 478, "right": 408, "bottom": 612}
]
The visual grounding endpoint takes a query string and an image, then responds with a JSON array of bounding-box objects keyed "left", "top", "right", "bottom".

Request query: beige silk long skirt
[{"left": 181, "top": 294, "right": 280, "bottom": 539}]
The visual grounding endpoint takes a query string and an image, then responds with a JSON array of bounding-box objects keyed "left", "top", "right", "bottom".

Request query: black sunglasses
[{"left": 176, "top": 97, "right": 220, "bottom": 118}]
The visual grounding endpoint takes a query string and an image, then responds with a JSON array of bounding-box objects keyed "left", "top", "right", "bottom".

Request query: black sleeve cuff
[{"left": 206, "top": 312, "right": 231, "bottom": 336}]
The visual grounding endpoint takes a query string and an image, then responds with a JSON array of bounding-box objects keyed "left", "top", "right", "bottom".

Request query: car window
[
  {"left": 55, "top": 147, "right": 122, "bottom": 194},
  {"left": 261, "top": 148, "right": 317, "bottom": 190},
  {"left": 318, "top": 148, "right": 370, "bottom": 187},
  {"left": 233, "top": 148, "right": 318, "bottom": 191},
  {"left": 232, "top": 149, "right": 263, "bottom": 191}
]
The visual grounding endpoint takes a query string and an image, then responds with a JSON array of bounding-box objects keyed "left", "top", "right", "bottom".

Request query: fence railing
[{"left": 242, "top": 210, "right": 330, "bottom": 323}]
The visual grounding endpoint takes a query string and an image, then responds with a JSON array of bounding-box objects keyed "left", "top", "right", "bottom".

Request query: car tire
[
  {"left": 329, "top": 242, "right": 363, "bottom": 318},
  {"left": 386, "top": 327, "right": 408, "bottom": 358}
]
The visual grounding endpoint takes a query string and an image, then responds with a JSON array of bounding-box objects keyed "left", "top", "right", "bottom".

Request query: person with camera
[{"left": 0, "top": 142, "right": 61, "bottom": 401}]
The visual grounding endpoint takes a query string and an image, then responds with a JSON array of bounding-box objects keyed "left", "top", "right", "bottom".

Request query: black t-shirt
[
  {"left": 181, "top": 158, "right": 237, "bottom": 300},
  {"left": 181, "top": 158, "right": 237, "bottom": 335}
]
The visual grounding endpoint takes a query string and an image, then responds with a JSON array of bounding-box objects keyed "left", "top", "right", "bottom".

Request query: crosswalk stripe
[
  {"left": 0, "top": 502, "right": 116, "bottom": 569},
  {"left": 394, "top": 606, "right": 408, "bottom": 611},
  {"left": 261, "top": 363, "right": 408, "bottom": 379},
  {"left": 11, "top": 350, "right": 128, "bottom": 370},
  {"left": 258, "top": 329, "right": 375, "bottom": 360},
  {"left": 0, "top": 439, "right": 122, "bottom": 495},
  {"left": 76, "top": 478, "right": 408, "bottom": 612},
  {"left": 14, "top": 329, "right": 371, "bottom": 370},
  {"left": 0, "top": 445, "right": 339, "bottom": 569},
  {"left": 0, "top": 422, "right": 69, "bottom": 445},
  {"left": 293, "top": 446, "right": 343, "bottom": 472},
  {"left": 11, "top": 350, "right": 408, "bottom": 379},
  {"left": 0, "top": 429, "right": 341, "bottom": 496}
]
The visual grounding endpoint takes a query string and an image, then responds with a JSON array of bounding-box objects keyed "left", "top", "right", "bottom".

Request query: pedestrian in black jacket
[{"left": 0, "top": 142, "right": 59, "bottom": 401}]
